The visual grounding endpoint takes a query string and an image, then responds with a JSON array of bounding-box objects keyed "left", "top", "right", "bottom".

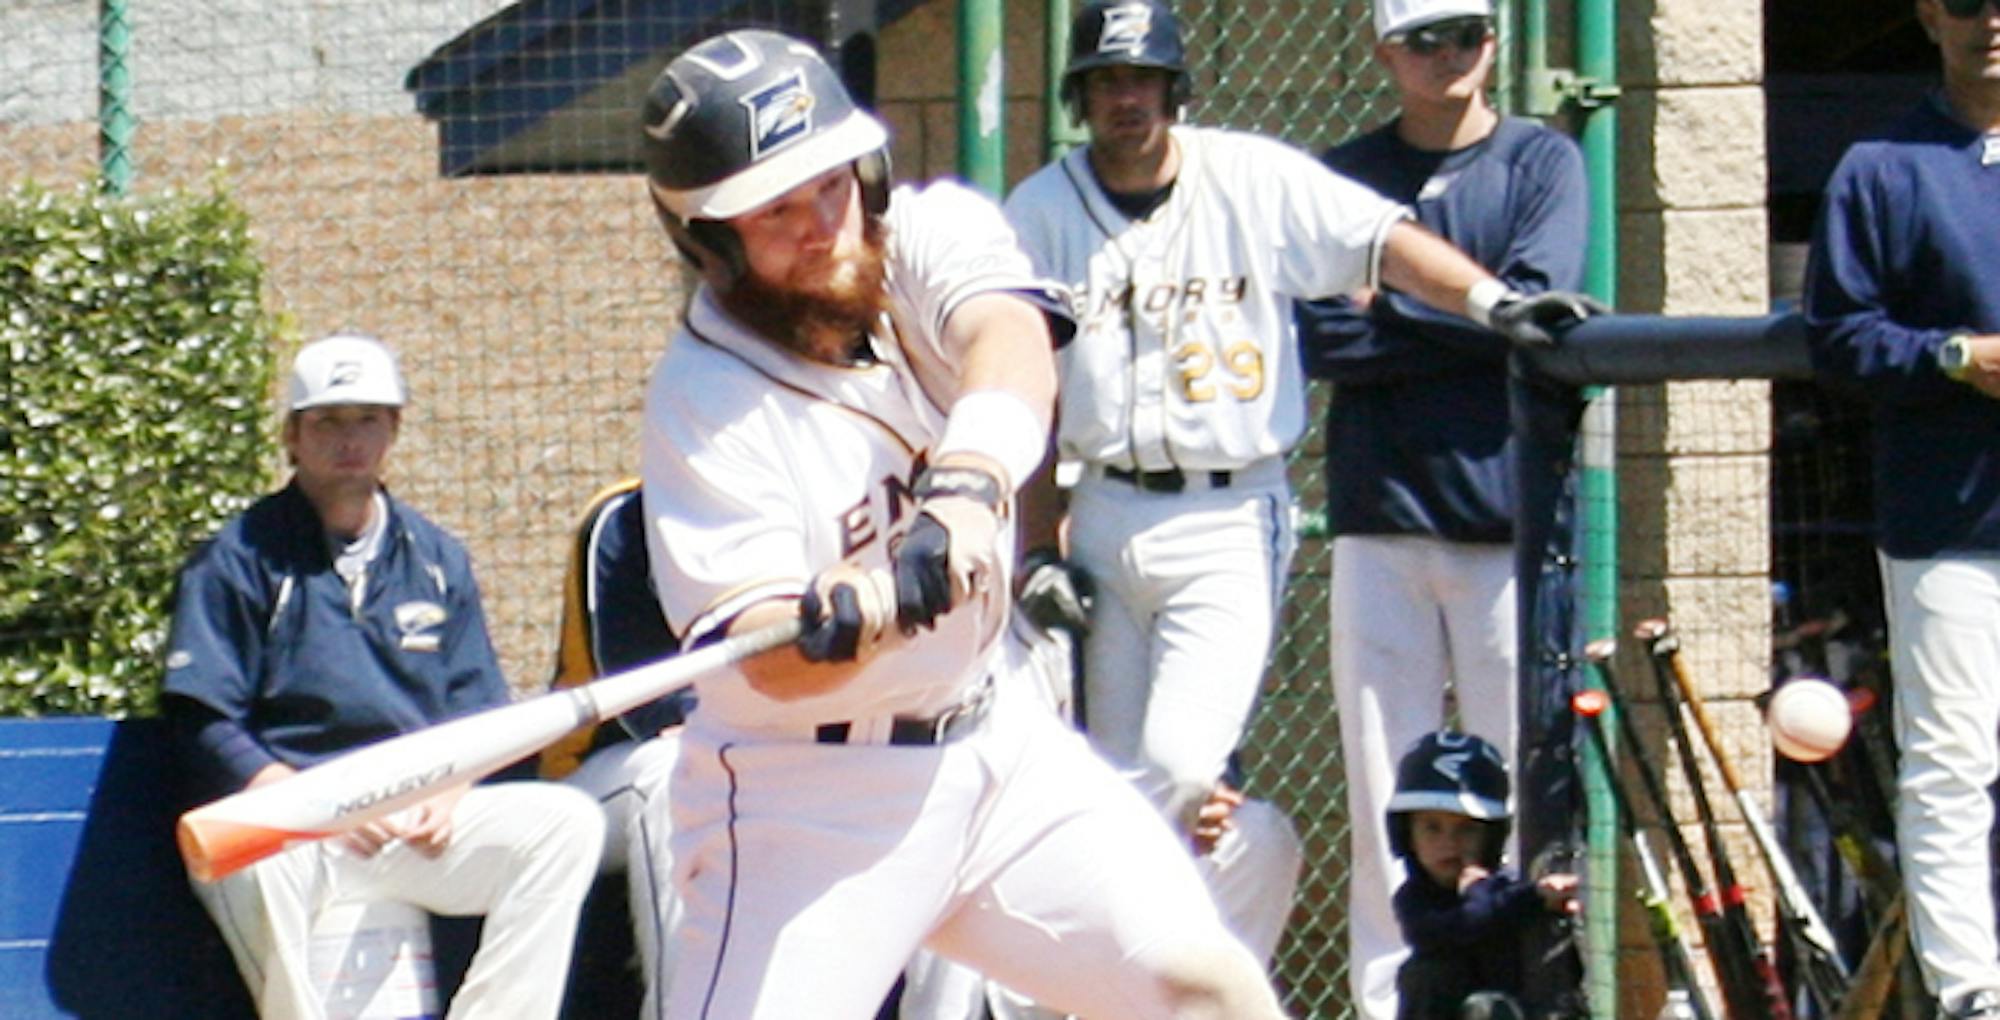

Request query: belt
[
  {"left": 814, "top": 684, "right": 993, "bottom": 747},
  {"left": 1103, "top": 466, "right": 1232, "bottom": 493}
]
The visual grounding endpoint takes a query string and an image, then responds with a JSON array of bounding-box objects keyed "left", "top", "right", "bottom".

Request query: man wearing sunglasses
[
  {"left": 1802, "top": 1, "right": 2000, "bottom": 1016},
  {"left": 1293, "top": 2, "right": 1590, "bottom": 1019}
]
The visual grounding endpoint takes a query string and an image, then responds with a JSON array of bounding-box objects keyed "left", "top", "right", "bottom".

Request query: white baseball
[{"left": 1766, "top": 677, "right": 1853, "bottom": 763}]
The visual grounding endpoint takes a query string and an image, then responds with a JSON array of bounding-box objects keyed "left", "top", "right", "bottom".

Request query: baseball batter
[
  {"left": 1002, "top": 0, "right": 1602, "bottom": 942},
  {"left": 635, "top": 29, "right": 1288, "bottom": 1020}
]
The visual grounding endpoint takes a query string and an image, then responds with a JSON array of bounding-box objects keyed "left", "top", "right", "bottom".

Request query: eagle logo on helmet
[
  {"left": 1099, "top": 2, "right": 1154, "bottom": 55},
  {"left": 741, "top": 70, "right": 815, "bottom": 159}
]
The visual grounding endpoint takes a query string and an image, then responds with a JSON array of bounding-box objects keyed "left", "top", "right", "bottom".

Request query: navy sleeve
[
  {"left": 1301, "top": 128, "right": 1590, "bottom": 385},
  {"left": 1802, "top": 150, "right": 1962, "bottom": 406},
  {"left": 161, "top": 549, "right": 281, "bottom": 794},
  {"left": 441, "top": 549, "right": 512, "bottom": 717},
  {"left": 1394, "top": 873, "right": 1547, "bottom": 953}
]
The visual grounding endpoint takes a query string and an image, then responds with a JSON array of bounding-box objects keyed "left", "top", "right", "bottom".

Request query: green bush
[{"left": 1, "top": 182, "right": 279, "bottom": 717}]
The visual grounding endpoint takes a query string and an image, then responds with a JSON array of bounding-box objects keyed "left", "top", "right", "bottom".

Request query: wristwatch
[{"left": 1940, "top": 334, "right": 1974, "bottom": 381}]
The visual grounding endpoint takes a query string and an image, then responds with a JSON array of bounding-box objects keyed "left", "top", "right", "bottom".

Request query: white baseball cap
[
  {"left": 1374, "top": 0, "right": 1493, "bottom": 39},
  {"left": 287, "top": 333, "right": 406, "bottom": 411}
]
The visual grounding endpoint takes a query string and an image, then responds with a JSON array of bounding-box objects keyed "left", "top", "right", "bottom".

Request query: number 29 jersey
[{"left": 1004, "top": 125, "right": 1406, "bottom": 472}]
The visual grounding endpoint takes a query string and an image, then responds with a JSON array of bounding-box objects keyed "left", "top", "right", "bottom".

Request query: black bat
[
  {"left": 1635, "top": 623, "right": 1800, "bottom": 1020},
  {"left": 1585, "top": 639, "right": 1776, "bottom": 1020},
  {"left": 1572, "top": 684, "right": 1720, "bottom": 1020},
  {"left": 1635, "top": 619, "right": 1849, "bottom": 1017}
]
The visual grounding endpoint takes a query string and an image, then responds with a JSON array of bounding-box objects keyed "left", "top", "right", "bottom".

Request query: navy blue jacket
[
  {"left": 1802, "top": 94, "right": 2000, "bottom": 559},
  {"left": 1394, "top": 867, "right": 1546, "bottom": 998},
  {"left": 1297, "top": 117, "right": 1589, "bottom": 541},
  {"left": 163, "top": 482, "right": 511, "bottom": 803}
]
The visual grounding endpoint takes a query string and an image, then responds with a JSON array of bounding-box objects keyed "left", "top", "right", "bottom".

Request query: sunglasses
[
  {"left": 1391, "top": 18, "right": 1492, "bottom": 55},
  {"left": 1940, "top": 0, "right": 1998, "bottom": 16}
]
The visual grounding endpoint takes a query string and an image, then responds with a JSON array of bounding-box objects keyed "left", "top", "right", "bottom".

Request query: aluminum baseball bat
[
  {"left": 1633, "top": 622, "right": 1803, "bottom": 1020},
  {"left": 1573, "top": 686, "right": 1720, "bottom": 1020},
  {"left": 1634, "top": 618, "right": 1851, "bottom": 1013},
  {"left": 178, "top": 617, "right": 802, "bottom": 882},
  {"left": 1586, "top": 640, "right": 1774, "bottom": 1020}
]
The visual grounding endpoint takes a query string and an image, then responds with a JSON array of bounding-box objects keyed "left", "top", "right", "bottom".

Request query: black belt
[
  {"left": 1103, "top": 466, "right": 1232, "bottom": 493},
  {"left": 815, "top": 688, "right": 992, "bottom": 747}
]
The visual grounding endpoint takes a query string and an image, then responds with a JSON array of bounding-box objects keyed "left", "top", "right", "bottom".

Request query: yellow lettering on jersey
[
  {"left": 1173, "top": 339, "right": 1265, "bottom": 403},
  {"left": 1174, "top": 342, "right": 1217, "bottom": 403},
  {"left": 1224, "top": 341, "right": 1265, "bottom": 400}
]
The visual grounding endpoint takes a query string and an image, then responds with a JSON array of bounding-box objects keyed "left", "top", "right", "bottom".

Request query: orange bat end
[
  {"left": 178, "top": 812, "right": 318, "bottom": 883},
  {"left": 1572, "top": 688, "right": 1610, "bottom": 717}
]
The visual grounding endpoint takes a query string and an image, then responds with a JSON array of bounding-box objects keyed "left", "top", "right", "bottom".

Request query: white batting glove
[
  {"left": 894, "top": 456, "right": 1006, "bottom": 632},
  {"left": 799, "top": 563, "right": 898, "bottom": 662}
]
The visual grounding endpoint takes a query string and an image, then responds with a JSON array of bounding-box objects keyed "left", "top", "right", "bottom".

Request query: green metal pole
[
  {"left": 958, "top": 0, "right": 1005, "bottom": 195},
  {"left": 99, "top": 0, "right": 134, "bottom": 194},
  {"left": 1577, "top": 0, "right": 1620, "bottom": 1015},
  {"left": 1044, "top": 0, "right": 1086, "bottom": 158}
]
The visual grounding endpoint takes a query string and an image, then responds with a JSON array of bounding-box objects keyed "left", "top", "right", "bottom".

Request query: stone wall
[{"left": 1613, "top": 0, "right": 1775, "bottom": 1015}]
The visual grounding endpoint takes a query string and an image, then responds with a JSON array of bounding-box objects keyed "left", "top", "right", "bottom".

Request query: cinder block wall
[{"left": 1613, "top": 1, "right": 1775, "bottom": 1015}]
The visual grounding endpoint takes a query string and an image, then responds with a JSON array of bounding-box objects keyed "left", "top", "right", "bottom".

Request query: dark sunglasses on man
[
  {"left": 1390, "top": 16, "right": 1493, "bottom": 56},
  {"left": 1939, "top": 0, "right": 1998, "bottom": 16}
]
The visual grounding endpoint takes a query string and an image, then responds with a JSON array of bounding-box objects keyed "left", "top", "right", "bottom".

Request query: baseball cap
[
  {"left": 1374, "top": 0, "right": 1493, "bottom": 39},
  {"left": 287, "top": 333, "right": 407, "bottom": 411}
]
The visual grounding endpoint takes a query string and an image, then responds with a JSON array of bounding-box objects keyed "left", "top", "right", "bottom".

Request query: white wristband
[
  {"left": 937, "top": 390, "right": 1049, "bottom": 493},
  {"left": 1465, "top": 278, "right": 1517, "bottom": 328}
]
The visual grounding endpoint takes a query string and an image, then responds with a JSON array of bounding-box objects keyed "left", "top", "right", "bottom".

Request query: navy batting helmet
[
  {"left": 1385, "top": 730, "right": 1511, "bottom": 868},
  {"left": 1061, "top": 0, "right": 1191, "bottom": 119},
  {"left": 640, "top": 29, "right": 890, "bottom": 283}
]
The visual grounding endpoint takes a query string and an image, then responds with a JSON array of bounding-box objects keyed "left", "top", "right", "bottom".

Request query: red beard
[{"left": 718, "top": 216, "right": 891, "bottom": 365}]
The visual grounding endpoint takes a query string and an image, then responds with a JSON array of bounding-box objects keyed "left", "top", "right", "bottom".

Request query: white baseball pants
[
  {"left": 1068, "top": 463, "right": 1296, "bottom": 833},
  {"left": 190, "top": 782, "right": 604, "bottom": 1020},
  {"left": 1881, "top": 553, "right": 2000, "bottom": 1010},
  {"left": 897, "top": 795, "right": 1302, "bottom": 1020},
  {"left": 1329, "top": 535, "right": 1518, "bottom": 1020},
  {"left": 564, "top": 731, "right": 686, "bottom": 1020},
  {"left": 663, "top": 675, "right": 1282, "bottom": 1020}
]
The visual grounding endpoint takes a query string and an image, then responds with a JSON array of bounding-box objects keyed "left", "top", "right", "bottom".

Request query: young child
[{"left": 1387, "top": 731, "right": 1580, "bottom": 1020}]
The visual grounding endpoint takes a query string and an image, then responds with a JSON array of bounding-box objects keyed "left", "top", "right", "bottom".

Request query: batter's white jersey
[
  {"left": 1003, "top": 125, "right": 1406, "bottom": 471},
  {"left": 640, "top": 179, "right": 1054, "bottom": 734}
]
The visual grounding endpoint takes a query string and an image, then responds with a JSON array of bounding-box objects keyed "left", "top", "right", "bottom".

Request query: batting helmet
[
  {"left": 1385, "top": 730, "right": 1511, "bottom": 868},
  {"left": 640, "top": 29, "right": 890, "bottom": 283},
  {"left": 1061, "top": 0, "right": 1191, "bottom": 119}
]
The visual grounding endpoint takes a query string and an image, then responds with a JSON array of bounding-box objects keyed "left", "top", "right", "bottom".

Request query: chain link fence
[{"left": 0, "top": 2, "right": 1599, "bottom": 1017}]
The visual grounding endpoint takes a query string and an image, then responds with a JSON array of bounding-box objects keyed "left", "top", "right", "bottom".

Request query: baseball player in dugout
[
  {"left": 1291, "top": 1, "right": 1589, "bottom": 1016},
  {"left": 160, "top": 333, "right": 606, "bottom": 1019},
  {"left": 1001, "top": 0, "right": 1601, "bottom": 977},
  {"left": 1801, "top": 0, "right": 2000, "bottom": 1016},
  {"left": 635, "top": 28, "right": 1289, "bottom": 1020}
]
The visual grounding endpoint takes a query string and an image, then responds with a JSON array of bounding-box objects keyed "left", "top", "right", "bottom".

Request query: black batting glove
[
  {"left": 799, "top": 564, "right": 896, "bottom": 662},
  {"left": 892, "top": 459, "right": 1006, "bottom": 632},
  {"left": 1016, "top": 546, "right": 1094, "bottom": 637},
  {"left": 1489, "top": 290, "right": 1608, "bottom": 347}
]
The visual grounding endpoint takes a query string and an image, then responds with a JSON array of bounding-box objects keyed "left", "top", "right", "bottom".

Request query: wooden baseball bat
[
  {"left": 1573, "top": 684, "right": 1720, "bottom": 1020},
  {"left": 1586, "top": 640, "right": 1775, "bottom": 1020},
  {"left": 1832, "top": 893, "right": 1907, "bottom": 1020},
  {"left": 177, "top": 618, "right": 801, "bottom": 882},
  {"left": 1637, "top": 619, "right": 1847, "bottom": 1016}
]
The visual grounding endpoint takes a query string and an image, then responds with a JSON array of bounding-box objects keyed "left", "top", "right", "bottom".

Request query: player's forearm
[
  {"left": 729, "top": 597, "right": 874, "bottom": 701},
  {"left": 1377, "top": 220, "right": 1497, "bottom": 325},
  {"left": 940, "top": 290, "right": 1064, "bottom": 490}
]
